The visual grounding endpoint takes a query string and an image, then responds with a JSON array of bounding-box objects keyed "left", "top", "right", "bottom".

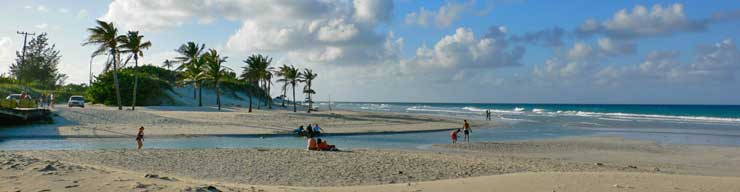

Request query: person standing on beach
[
  {"left": 136, "top": 126, "right": 145, "bottom": 150},
  {"left": 463, "top": 120, "right": 472, "bottom": 143},
  {"left": 49, "top": 92, "right": 55, "bottom": 109}
]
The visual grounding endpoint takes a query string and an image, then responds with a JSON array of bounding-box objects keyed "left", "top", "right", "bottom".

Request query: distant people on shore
[
  {"left": 485, "top": 110, "right": 491, "bottom": 120},
  {"left": 296, "top": 124, "right": 324, "bottom": 138},
  {"left": 451, "top": 129, "right": 461, "bottom": 144},
  {"left": 49, "top": 92, "right": 55, "bottom": 109},
  {"left": 295, "top": 125, "right": 305, "bottom": 136},
  {"left": 307, "top": 137, "right": 318, "bottom": 150},
  {"left": 136, "top": 126, "right": 145, "bottom": 150},
  {"left": 306, "top": 124, "right": 314, "bottom": 137},
  {"left": 317, "top": 138, "right": 337, "bottom": 151},
  {"left": 313, "top": 124, "right": 323, "bottom": 135},
  {"left": 463, "top": 120, "right": 472, "bottom": 143}
]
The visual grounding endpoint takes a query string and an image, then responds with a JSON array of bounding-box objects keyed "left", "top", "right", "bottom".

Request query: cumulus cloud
[
  {"left": 102, "top": 0, "right": 395, "bottom": 66},
  {"left": 534, "top": 42, "right": 604, "bottom": 79},
  {"left": 353, "top": 0, "right": 394, "bottom": 24},
  {"left": 597, "top": 37, "right": 636, "bottom": 56},
  {"left": 34, "top": 23, "right": 49, "bottom": 30},
  {"left": 0, "top": 37, "right": 14, "bottom": 72},
  {"left": 404, "top": 27, "right": 524, "bottom": 71},
  {"left": 510, "top": 26, "right": 565, "bottom": 47},
  {"left": 405, "top": 2, "right": 466, "bottom": 28},
  {"left": 595, "top": 39, "right": 740, "bottom": 84},
  {"left": 577, "top": 3, "right": 705, "bottom": 39}
]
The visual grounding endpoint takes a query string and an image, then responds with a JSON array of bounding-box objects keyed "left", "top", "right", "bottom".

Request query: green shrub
[{"left": 87, "top": 66, "right": 174, "bottom": 106}]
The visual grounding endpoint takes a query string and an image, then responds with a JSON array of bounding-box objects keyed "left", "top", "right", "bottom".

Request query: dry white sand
[{"left": 3, "top": 137, "right": 740, "bottom": 191}]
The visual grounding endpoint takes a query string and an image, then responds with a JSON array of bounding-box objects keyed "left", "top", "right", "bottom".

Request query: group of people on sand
[
  {"left": 294, "top": 124, "right": 338, "bottom": 151},
  {"left": 294, "top": 124, "right": 323, "bottom": 137},
  {"left": 38, "top": 92, "right": 55, "bottom": 109},
  {"left": 133, "top": 120, "right": 473, "bottom": 150},
  {"left": 450, "top": 120, "right": 472, "bottom": 144}
]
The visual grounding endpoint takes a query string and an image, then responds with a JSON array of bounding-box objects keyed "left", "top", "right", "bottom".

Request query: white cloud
[
  {"left": 597, "top": 37, "right": 636, "bottom": 56},
  {"left": 577, "top": 3, "right": 705, "bottom": 39},
  {"left": 405, "top": 2, "right": 465, "bottom": 28},
  {"left": 594, "top": 39, "right": 739, "bottom": 85},
  {"left": 34, "top": 23, "right": 49, "bottom": 29},
  {"left": 59, "top": 8, "right": 69, "bottom": 14},
  {"left": 404, "top": 27, "right": 524, "bottom": 71},
  {"left": 534, "top": 42, "right": 604, "bottom": 79},
  {"left": 353, "top": 0, "right": 394, "bottom": 24},
  {"left": 0, "top": 37, "right": 14, "bottom": 74}
]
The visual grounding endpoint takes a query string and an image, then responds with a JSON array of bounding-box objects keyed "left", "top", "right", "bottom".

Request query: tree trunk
[
  {"left": 193, "top": 84, "right": 196, "bottom": 99},
  {"left": 198, "top": 81, "right": 203, "bottom": 107},
  {"left": 282, "top": 86, "right": 286, "bottom": 107},
  {"left": 307, "top": 84, "right": 312, "bottom": 113},
  {"left": 292, "top": 83, "right": 296, "bottom": 112},
  {"left": 267, "top": 81, "right": 272, "bottom": 109},
  {"left": 216, "top": 80, "right": 221, "bottom": 111},
  {"left": 248, "top": 91, "right": 253, "bottom": 113},
  {"left": 131, "top": 56, "right": 139, "bottom": 111},
  {"left": 112, "top": 51, "right": 122, "bottom": 110}
]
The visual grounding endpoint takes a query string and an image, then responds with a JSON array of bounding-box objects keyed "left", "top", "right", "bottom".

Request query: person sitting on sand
[
  {"left": 136, "top": 126, "right": 145, "bottom": 150},
  {"left": 313, "top": 124, "right": 323, "bottom": 136},
  {"left": 306, "top": 124, "right": 314, "bottom": 138},
  {"left": 307, "top": 137, "right": 318, "bottom": 151},
  {"left": 317, "top": 138, "right": 337, "bottom": 151},
  {"left": 451, "top": 129, "right": 461, "bottom": 144},
  {"left": 295, "top": 126, "right": 305, "bottom": 136},
  {"left": 463, "top": 120, "right": 472, "bottom": 143}
]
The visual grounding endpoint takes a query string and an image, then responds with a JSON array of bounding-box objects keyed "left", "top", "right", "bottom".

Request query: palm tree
[
  {"left": 275, "top": 64, "right": 291, "bottom": 108},
  {"left": 284, "top": 66, "right": 301, "bottom": 112},
  {"left": 83, "top": 20, "right": 123, "bottom": 110},
  {"left": 300, "top": 68, "right": 318, "bottom": 113},
  {"left": 175, "top": 42, "right": 205, "bottom": 105},
  {"left": 118, "top": 31, "right": 152, "bottom": 111},
  {"left": 202, "top": 49, "right": 229, "bottom": 111},
  {"left": 241, "top": 54, "right": 272, "bottom": 110},
  {"left": 162, "top": 59, "right": 173, "bottom": 70}
]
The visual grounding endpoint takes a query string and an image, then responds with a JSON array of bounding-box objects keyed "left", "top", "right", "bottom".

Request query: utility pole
[
  {"left": 89, "top": 56, "right": 94, "bottom": 86},
  {"left": 16, "top": 31, "right": 36, "bottom": 67}
]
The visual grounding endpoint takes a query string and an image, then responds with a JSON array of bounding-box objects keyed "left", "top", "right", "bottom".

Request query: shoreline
[{"left": 1, "top": 105, "right": 497, "bottom": 138}]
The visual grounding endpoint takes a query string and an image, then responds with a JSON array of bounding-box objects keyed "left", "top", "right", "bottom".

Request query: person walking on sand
[
  {"left": 136, "top": 126, "right": 145, "bottom": 150},
  {"left": 463, "top": 120, "right": 472, "bottom": 143},
  {"left": 49, "top": 92, "right": 55, "bottom": 109},
  {"left": 451, "top": 129, "right": 461, "bottom": 144}
]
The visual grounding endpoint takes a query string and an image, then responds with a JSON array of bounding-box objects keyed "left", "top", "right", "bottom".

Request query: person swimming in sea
[{"left": 136, "top": 126, "right": 145, "bottom": 150}]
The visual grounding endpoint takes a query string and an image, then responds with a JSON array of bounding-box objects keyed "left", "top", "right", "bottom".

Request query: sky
[{"left": 0, "top": 0, "right": 739, "bottom": 104}]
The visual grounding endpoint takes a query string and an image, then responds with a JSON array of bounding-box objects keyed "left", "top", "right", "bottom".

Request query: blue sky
[{"left": 0, "top": 0, "right": 739, "bottom": 104}]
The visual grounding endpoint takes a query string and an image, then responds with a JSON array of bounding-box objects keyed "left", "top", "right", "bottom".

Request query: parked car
[
  {"left": 5, "top": 94, "right": 32, "bottom": 100},
  {"left": 68, "top": 96, "right": 85, "bottom": 108}
]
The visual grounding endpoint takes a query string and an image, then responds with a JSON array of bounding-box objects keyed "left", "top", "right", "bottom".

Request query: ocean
[{"left": 323, "top": 102, "right": 740, "bottom": 146}]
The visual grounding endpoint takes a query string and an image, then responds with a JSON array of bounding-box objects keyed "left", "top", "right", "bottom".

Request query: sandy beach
[
  {"left": 3, "top": 105, "right": 497, "bottom": 138},
  {"left": 3, "top": 135, "right": 740, "bottom": 191}
]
